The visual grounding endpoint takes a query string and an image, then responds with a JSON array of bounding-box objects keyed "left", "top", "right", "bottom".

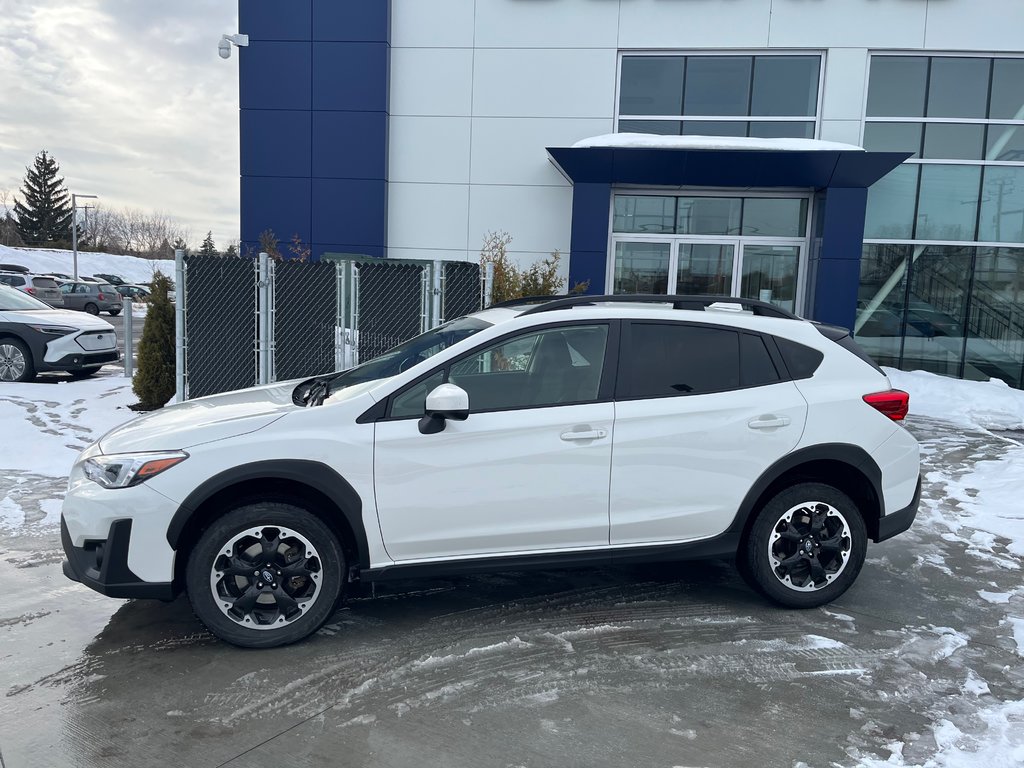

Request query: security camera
[{"left": 218, "top": 33, "right": 248, "bottom": 60}]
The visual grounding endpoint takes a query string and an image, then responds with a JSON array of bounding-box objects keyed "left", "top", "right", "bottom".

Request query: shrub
[
  {"left": 479, "top": 231, "right": 588, "bottom": 304},
  {"left": 132, "top": 272, "right": 176, "bottom": 410}
]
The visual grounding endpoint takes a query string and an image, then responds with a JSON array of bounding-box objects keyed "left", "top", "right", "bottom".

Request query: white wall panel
[
  {"left": 389, "top": 117, "right": 472, "bottom": 184},
  {"left": 472, "top": 49, "right": 618, "bottom": 119},
  {"left": 924, "top": 0, "right": 1024, "bottom": 51},
  {"left": 470, "top": 117, "right": 611, "bottom": 186},
  {"left": 821, "top": 48, "right": 868, "bottom": 121},
  {"left": 388, "top": 183, "right": 470, "bottom": 251},
  {"left": 617, "top": 0, "right": 772, "bottom": 49},
  {"left": 390, "top": 49, "right": 474, "bottom": 117},
  {"left": 475, "top": 0, "right": 619, "bottom": 48},
  {"left": 468, "top": 185, "right": 572, "bottom": 256},
  {"left": 391, "top": 0, "right": 475, "bottom": 48},
  {"left": 819, "top": 119, "right": 863, "bottom": 148},
  {"left": 768, "top": 0, "right": 927, "bottom": 48},
  {"left": 387, "top": 246, "right": 473, "bottom": 263}
]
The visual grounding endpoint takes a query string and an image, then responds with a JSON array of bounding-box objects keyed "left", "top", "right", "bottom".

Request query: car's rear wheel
[
  {"left": 84, "top": 303, "right": 99, "bottom": 315},
  {"left": 108, "top": 309, "right": 121, "bottom": 316},
  {"left": 742, "top": 483, "right": 866, "bottom": 608},
  {"left": 0, "top": 339, "right": 35, "bottom": 383},
  {"left": 185, "top": 503, "right": 344, "bottom": 648}
]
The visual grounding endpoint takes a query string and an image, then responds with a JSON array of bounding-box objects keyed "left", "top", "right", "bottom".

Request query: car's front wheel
[
  {"left": 108, "top": 309, "right": 121, "bottom": 316},
  {"left": 84, "top": 303, "right": 99, "bottom": 315},
  {"left": 742, "top": 483, "right": 866, "bottom": 608},
  {"left": 0, "top": 339, "right": 35, "bottom": 383},
  {"left": 185, "top": 503, "right": 344, "bottom": 648}
]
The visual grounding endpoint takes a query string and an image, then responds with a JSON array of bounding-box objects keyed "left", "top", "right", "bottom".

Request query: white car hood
[
  {"left": 0, "top": 308, "right": 114, "bottom": 330},
  {"left": 99, "top": 380, "right": 300, "bottom": 453}
]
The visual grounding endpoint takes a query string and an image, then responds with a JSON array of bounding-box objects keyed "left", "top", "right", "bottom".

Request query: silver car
[
  {"left": 0, "top": 272, "right": 65, "bottom": 308},
  {"left": 58, "top": 281, "right": 123, "bottom": 316}
]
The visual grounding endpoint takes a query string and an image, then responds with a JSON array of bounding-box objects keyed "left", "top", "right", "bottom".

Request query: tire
[
  {"left": 186, "top": 503, "right": 344, "bottom": 648},
  {"left": 0, "top": 338, "right": 36, "bottom": 383},
  {"left": 84, "top": 303, "right": 99, "bottom": 315},
  {"left": 742, "top": 483, "right": 867, "bottom": 609},
  {"left": 108, "top": 309, "right": 121, "bottom": 316}
]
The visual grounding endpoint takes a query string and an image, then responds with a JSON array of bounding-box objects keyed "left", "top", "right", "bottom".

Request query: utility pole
[{"left": 71, "top": 193, "right": 98, "bottom": 280}]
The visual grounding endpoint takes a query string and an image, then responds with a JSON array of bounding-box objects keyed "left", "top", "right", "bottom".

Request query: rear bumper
[
  {"left": 876, "top": 474, "right": 921, "bottom": 542},
  {"left": 61, "top": 517, "right": 175, "bottom": 600}
]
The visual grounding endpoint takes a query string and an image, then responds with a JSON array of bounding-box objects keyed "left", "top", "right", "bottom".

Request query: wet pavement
[{"left": 1, "top": 417, "right": 1023, "bottom": 767}]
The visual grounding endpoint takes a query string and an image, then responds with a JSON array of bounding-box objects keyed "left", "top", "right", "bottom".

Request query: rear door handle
[
  {"left": 748, "top": 416, "right": 791, "bottom": 430},
  {"left": 560, "top": 428, "right": 608, "bottom": 441}
]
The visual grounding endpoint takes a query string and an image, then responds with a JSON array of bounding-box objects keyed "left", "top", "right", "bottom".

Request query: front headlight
[
  {"left": 28, "top": 324, "right": 78, "bottom": 336},
  {"left": 82, "top": 451, "right": 188, "bottom": 489}
]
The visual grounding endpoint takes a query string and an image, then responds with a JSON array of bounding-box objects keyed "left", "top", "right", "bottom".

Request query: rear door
[{"left": 609, "top": 321, "right": 807, "bottom": 545}]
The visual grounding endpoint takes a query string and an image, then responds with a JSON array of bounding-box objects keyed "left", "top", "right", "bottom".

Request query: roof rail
[
  {"left": 517, "top": 294, "right": 801, "bottom": 320},
  {"left": 489, "top": 294, "right": 570, "bottom": 309}
]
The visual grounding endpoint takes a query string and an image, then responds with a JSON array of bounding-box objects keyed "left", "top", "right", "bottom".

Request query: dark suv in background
[{"left": 58, "top": 281, "right": 123, "bottom": 316}]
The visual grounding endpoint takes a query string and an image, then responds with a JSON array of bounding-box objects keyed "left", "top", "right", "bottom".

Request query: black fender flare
[
  {"left": 726, "top": 443, "right": 884, "bottom": 538},
  {"left": 165, "top": 459, "right": 370, "bottom": 568}
]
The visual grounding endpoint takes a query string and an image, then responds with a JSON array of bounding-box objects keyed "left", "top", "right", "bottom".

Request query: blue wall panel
[
  {"left": 239, "top": 0, "right": 311, "bottom": 41},
  {"left": 312, "top": 1, "right": 390, "bottom": 42},
  {"left": 809, "top": 258, "right": 861, "bottom": 330},
  {"left": 314, "top": 243, "right": 386, "bottom": 260},
  {"left": 311, "top": 179, "right": 387, "bottom": 248},
  {"left": 239, "top": 43, "right": 312, "bottom": 111},
  {"left": 241, "top": 176, "right": 311, "bottom": 245},
  {"left": 568, "top": 251, "right": 608, "bottom": 295},
  {"left": 312, "top": 111, "right": 387, "bottom": 180},
  {"left": 240, "top": 110, "right": 312, "bottom": 178},
  {"left": 312, "top": 43, "right": 390, "bottom": 112},
  {"left": 568, "top": 182, "right": 611, "bottom": 293}
]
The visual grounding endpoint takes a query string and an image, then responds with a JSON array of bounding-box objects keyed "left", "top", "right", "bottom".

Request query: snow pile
[
  {"left": 0, "top": 375, "right": 137, "bottom": 477},
  {"left": 885, "top": 367, "right": 1024, "bottom": 431},
  {"left": 571, "top": 133, "right": 864, "bottom": 152},
  {"left": 945, "top": 449, "right": 1024, "bottom": 558},
  {"left": 0, "top": 244, "right": 174, "bottom": 285}
]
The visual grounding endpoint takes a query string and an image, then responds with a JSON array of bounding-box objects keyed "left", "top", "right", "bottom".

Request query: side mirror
[{"left": 418, "top": 383, "right": 470, "bottom": 434}]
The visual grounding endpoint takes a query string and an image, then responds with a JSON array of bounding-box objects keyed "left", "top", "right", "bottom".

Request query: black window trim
[
  {"left": 616, "top": 319, "right": 796, "bottom": 401},
  {"left": 375, "top": 319, "right": 622, "bottom": 422}
]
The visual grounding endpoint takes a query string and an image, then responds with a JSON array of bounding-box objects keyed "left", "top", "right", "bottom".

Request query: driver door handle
[
  {"left": 560, "top": 428, "right": 608, "bottom": 441},
  {"left": 748, "top": 415, "right": 791, "bottom": 430}
]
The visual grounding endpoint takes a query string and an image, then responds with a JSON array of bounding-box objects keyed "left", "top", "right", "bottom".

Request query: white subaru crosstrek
[{"left": 61, "top": 295, "right": 920, "bottom": 647}]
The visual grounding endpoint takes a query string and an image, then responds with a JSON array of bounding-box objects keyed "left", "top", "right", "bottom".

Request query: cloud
[{"left": 0, "top": 0, "right": 240, "bottom": 247}]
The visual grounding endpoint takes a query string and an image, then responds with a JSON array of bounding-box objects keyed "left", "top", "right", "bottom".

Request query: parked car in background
[
  {"left": 93, "top": 273, "right": 126, "bottom": 286},
  {"left": 0, "top": 263, "right": 30, "bottom": 274},
  {"left": 0, "top": 284, "right": 118, "bottom": 381},
  {"left": 58, "top": 281, "right": 123, "bottom": 316},
  {"left": 0, "top": 272, "right": 65, "bottom": 308},
  {"left": 115, "top": 284, "right": 151, "bottom": 301}
]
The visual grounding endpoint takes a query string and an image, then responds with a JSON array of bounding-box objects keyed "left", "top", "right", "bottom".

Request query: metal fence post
[
  {"left": 268, "top": 258, "right": 276, "bottom": 383},
  {"left": 351, "top": 264, "right": 360, "bottom": 367},
  {"left": 123, "top": 298, "right": 133, "bottom": 378},
  {"left": 257, "top": 252, "right": 270, "bottom": 385},
  {"left": 483, "top": 262, "right": 495, "bottom": 307},
  {"left": 432, "top": 260, "right": 443, "bottom": 327},
  {"left": 174, "top": 249, "right": 185, "bottom": 401}
]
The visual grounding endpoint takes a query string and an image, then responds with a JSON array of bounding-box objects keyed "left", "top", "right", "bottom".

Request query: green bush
[
  {"left": 479, "top": 231, "right": 588, "bottom": 304},
  {"left": 133, "top": 272, "right": 176, "bottom": 410}
]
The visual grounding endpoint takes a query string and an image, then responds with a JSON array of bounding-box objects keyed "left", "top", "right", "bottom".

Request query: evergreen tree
[
  {"left": 133, "top": 272, "right": 176, "bottom": 410},
  {"left": 223, "top": 243, "right": 238, "bottom": 258},
  {"left": 14, "top": 151, "right": 76, "bottom": 245},
  {"left": 198, "top": 230, "right": 218, "bottom": 257}
]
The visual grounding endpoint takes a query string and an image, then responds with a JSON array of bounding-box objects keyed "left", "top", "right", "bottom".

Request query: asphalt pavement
[{"left": 0, "top": 418, "right": 1022, "bottom": 767}]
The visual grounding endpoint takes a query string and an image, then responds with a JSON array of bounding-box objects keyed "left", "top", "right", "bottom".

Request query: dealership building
[{"left": 237, "top": 0, "right": 1024, "bottom": 387}]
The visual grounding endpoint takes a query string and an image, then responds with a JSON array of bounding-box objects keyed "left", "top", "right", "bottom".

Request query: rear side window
[
  {"left": 1, "top": 275, "right": 25, "bottom": 287},
  {"left": 626, "top": 323, "right": 740, "bottom": 397},
  {"left": 775, "top": 337, "right": 824, "bottom": 379},
  {"left": 740, "top": 333, "right": 780, "bottom": 387}
]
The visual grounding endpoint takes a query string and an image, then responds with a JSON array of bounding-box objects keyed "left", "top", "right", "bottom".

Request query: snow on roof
[{"left": 571, "top": 133, "right": 865, "bottom": 153}]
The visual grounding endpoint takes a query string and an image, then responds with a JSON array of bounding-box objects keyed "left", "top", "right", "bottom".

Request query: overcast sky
[{"left": 0, "top": 0, "right": 241, "bottom": 247}]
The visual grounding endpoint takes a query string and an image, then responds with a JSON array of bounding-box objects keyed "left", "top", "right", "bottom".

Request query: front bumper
[
  {"left": 40, "top": 349, "right": 119, "bottom": 372},
  {"left": 876, "top": 474, "right": 922, "bottom": 542},
  {"left": 61, "top": 517, "right": 176, "bottom": 600}
]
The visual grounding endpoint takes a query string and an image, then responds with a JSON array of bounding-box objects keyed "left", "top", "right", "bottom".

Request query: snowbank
[
  {"left": 0, "top": 244, "right": 174, "bottom": 285},
  {"left": 885, "top": 368, "right": 1024, "bottom": 431},
  {"left": 571, "top": 133, "right": 864, "bottom": 152}
]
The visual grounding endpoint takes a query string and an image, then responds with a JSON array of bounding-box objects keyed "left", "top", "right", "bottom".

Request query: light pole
[{"left": 71, "top": 193, "right": 98, "bottom": 280}]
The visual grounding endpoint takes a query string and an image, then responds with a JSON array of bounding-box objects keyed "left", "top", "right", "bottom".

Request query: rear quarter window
[{"left": 774, "top": 337, "right": 824, "bottom": 380}]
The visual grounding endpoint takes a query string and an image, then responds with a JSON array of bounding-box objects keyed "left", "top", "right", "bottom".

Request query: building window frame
[{"left": 614, "top": 50, "right": 827, "bottom": 138}]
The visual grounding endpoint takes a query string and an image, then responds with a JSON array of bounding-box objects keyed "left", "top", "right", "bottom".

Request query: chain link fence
[{"left": 178, "top": 253, "right": 492, "bottom": 400}]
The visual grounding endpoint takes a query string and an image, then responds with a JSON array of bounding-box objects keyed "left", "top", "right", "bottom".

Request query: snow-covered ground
[{"left": 0, "top": 244, "right": 174, "bottom": 285}]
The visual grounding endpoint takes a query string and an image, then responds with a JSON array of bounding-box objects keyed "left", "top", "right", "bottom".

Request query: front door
[{"left": 373, "top": 323, "right": 615, "bottom": 562}]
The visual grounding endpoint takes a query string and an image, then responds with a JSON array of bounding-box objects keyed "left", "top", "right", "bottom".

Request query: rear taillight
[
  {"left": 97, "top": 292, "right": 104, "bottom": 300},
  {"left": 26, "top": 287, "right": 36, "bottom": 294},
  {"left": 863, "top": 389, "right": 910, "bottom": 421}
]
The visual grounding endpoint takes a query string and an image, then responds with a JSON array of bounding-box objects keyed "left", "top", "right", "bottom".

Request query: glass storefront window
[
  {"left": 866, "top": 57, "right": 928, "bottom": 117},
  {"left": 901, "top": 246, "right": 972, "bottom": 377},
  {"left": 863, "top": 123, "right": 922, "bottom": 157},
  {"left": 927, "top": 57, "right": 990, "bottom": 119},
  {"left": 683, "top": 57, "right": 751, "bottom": 116},
  {"left": 681, "top": 120, "right": 747, "bottom": 137},
  {"left": 677, "top": 243, "right": 734, "bottom": 295},
  {"left": 740, "top": 245, "right": 799, "bottom": 312},
  {"left": 618, "top": 120, "right": 681, "bottom": 135},
  {"left": 979, "top": 166, "right": 1024, "bottom": 244},
  {"left": 676, "top": 197, "right": 741, "bottom": 236},
  {"left": 747, "top": 121, "right": 815, "bottom": 139},
  {"left": 986, "top": 125, "right": 1024, "bottom": 162},
  {"left": 613, "top": 242, "right": 671, "bottom": 294},
  {"left": 613, "top": 196, "right": 676, "bottom": 234},
  {"left": 922, "top": 124, "right": 985, "bottom": 161},
  {"left": 915, "top": 165, "right": 981, "bottom": 242},
  {"left": 855, "top": 245, "right": 912, "bottom": 368},
  {"left": 964, "top": 247, "right": 1024, "bottom": 385},
  {"left": 750, "top": 56, "right": 819, "bottom": 117},
  {"left": 989, "top": 59, "right": 1024, "bottom": 120},
  {"left": 619, "top": 57, "right": 684, "bottom": 116},
  {"left": 741, "top": 198, "right": 807, "bottom": 238}
]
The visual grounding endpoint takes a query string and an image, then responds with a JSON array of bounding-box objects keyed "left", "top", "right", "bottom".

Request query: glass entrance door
[
  {"left": 613, "top": 241, "right": 672, "bottom": 294},
  {"left": 676, "top": 241, "right": 736, "bottom": 296},
  {"left": 738, "top": 244, "right": 801, "bottom": 313}
]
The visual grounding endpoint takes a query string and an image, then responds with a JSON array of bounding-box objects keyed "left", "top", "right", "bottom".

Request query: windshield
[
  {"left": 0, "top": 284, "right": 52, "bottom": 311},
  {"left": 328, "top": 316, "right": 492, "bottom": 394}
]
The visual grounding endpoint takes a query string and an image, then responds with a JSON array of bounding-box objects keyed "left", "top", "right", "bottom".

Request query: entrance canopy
[{"left": 545, "top": 135, "right": 912, "bottom": 330}]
